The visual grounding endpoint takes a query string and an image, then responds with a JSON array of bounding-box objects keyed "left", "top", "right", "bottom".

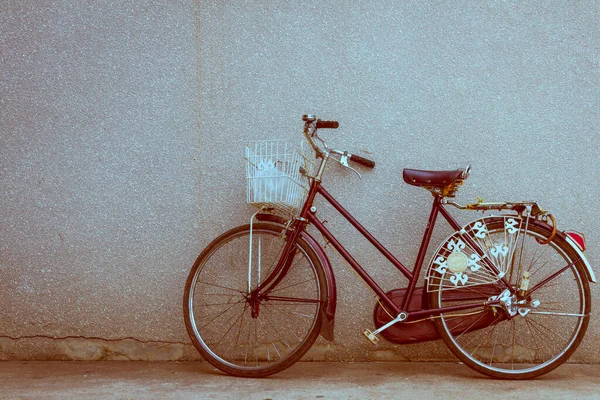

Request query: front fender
[
  {"left": 256, "top": 214, "right": 337, "bottom": 341},
  {"left": 300, "top": 230, "right": 337, "bottom": 341}
]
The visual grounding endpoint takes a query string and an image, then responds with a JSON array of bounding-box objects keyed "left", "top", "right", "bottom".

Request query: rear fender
[
  {"left": 256, "top": 214, "right": 337, "bottom": 341},
  {"left": 559, "top": 230, "right": 596, "bottom": 283},
  {"left": 532, "top": 220, "right": 596, "bottom": 284}
]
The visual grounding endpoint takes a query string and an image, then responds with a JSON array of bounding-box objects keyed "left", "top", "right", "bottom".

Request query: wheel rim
[
  {"left": 434, "top": 220, "right": 588, "bottom": 376},
  {"left": 186, "top": 228, "right": 322, "bottom": 371}
]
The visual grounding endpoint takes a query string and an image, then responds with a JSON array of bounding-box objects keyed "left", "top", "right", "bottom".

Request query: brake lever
[{"left": 339, "top": 153, "right": 361, "bottom": 179}]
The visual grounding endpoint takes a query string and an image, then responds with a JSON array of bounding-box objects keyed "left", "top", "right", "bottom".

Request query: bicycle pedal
[{"left": 363, "top": 329, "right": 379, "bottom": 345}]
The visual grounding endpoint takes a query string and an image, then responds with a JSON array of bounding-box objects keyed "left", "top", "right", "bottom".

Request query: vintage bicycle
[{"left": 184, "top": 115, "right": 594, "bottom": 379}]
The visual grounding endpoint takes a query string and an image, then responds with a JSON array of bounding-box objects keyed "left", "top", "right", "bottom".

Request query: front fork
[
  {"left": 246, "top": 213, "right": 304, "bottom": 319},
  {"left": 249, "top": 291, "right": 260, "bottom": 318}
]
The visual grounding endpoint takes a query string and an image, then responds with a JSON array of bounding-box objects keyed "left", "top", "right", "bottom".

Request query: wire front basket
[{"left": 245, "top": 140, "right": 311, "bottom": 217}]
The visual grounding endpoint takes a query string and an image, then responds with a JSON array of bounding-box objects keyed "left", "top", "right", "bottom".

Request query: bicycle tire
[
  {"left": 184, "top": 222, "right": 327, "bottom": 378},
  {"left": 429, "top": 216, "right": 591, "bottom": 379}
]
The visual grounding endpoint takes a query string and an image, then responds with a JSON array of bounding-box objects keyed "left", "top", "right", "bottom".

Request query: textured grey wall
[
  {"left": 1, "top": 0, "right": 599, "bottom": 363},
  {"left": 1, "top": 1, "right": 200, "bottom": 359}
]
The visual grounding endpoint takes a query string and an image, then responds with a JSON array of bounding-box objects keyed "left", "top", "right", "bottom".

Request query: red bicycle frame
[{"left": 258, "top": 176, "right": 511, "bottom": 321}]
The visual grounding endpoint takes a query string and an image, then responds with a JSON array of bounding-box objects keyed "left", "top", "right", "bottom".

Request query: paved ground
[{"left": 0, "top": 361, "right": 599, "bottom": 399}]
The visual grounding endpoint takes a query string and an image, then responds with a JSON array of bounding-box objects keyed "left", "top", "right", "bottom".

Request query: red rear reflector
[{"left": 566, "top": 231, "right": 586, "bottom": 251}]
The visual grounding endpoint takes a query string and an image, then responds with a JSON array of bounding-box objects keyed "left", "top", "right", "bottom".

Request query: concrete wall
[
  {"left": 1, "top": 1, "right": 200, "bottom": 360},
  {"left": 1, "top": 1, "right": 599, "bottom": 362}
]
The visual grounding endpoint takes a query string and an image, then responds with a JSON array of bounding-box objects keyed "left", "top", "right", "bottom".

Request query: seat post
[{"left": 401, "top": 194, "right": 443, "bottom": 311}]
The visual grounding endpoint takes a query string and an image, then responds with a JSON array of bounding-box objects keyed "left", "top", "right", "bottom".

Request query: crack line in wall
[{"left": 0, "top": 335, "right": 189, "bottom": 345}]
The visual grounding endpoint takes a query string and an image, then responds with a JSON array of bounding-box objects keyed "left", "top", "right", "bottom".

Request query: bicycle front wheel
[
  {"left": 184, "top": 222, "right": 326, "bottom": 378},
  {"left": 429, "top": 217, "right": 591, "bottom": 379}
]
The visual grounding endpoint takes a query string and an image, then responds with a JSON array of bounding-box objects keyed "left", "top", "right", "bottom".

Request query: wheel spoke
[
  {"left": 528, "top": 258, "right": 581, "bottom": 295},
  {"left": 264, "top": 295, "right": 321, "bottom": 304},
  {"left": 263, "top": 302, "right": 316, "bottom": 319},
  {"left": 197, "top": 298, "right": 246, "bottom": 330},
  {"left": 269, "top": 277, "right": 318, "bottom": 294},
  {"left": 209, "top": 305, "right": 249, "bottom": 356},
  {"left": 528, "top": 311, "right": 586, "bottom": 317},
  {"left": 198, "top": 281, "right": 245, "bottom": 295}
]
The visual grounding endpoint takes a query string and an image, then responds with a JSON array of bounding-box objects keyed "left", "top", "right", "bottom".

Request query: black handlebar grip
[
  {"left": 316, "top": 120, "right": 339, "bottom": 129},
  {"left": 350, "top": 154, "right": 375, "bottom": 168}
]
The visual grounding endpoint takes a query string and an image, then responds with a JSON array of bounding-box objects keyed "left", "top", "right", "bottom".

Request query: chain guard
[{"left": 373, "top": 286, "right": 501, "bottom": 344}]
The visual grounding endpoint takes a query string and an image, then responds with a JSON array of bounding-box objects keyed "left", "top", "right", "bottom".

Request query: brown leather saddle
[{"left": 402, "top": 168, "right": 469, "bottom": 197}]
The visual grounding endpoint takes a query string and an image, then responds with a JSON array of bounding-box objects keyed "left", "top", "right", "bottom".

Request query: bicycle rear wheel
[
  {"left": 184, "top": 222, "right": 326, "bottom": 378},
  {"left": 429, "top": 217, "right": 591, "bottom": 379}
]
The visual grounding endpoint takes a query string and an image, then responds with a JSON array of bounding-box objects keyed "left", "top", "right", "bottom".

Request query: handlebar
[
  {"left": 350, "top": 154, "right": 376, "bottom": 168},
  {"left": 316, "top": 120, "right": 339, "bottom": 129},
  {"left": 302, "top": 114, "right": 375, "bottom": 170}
]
